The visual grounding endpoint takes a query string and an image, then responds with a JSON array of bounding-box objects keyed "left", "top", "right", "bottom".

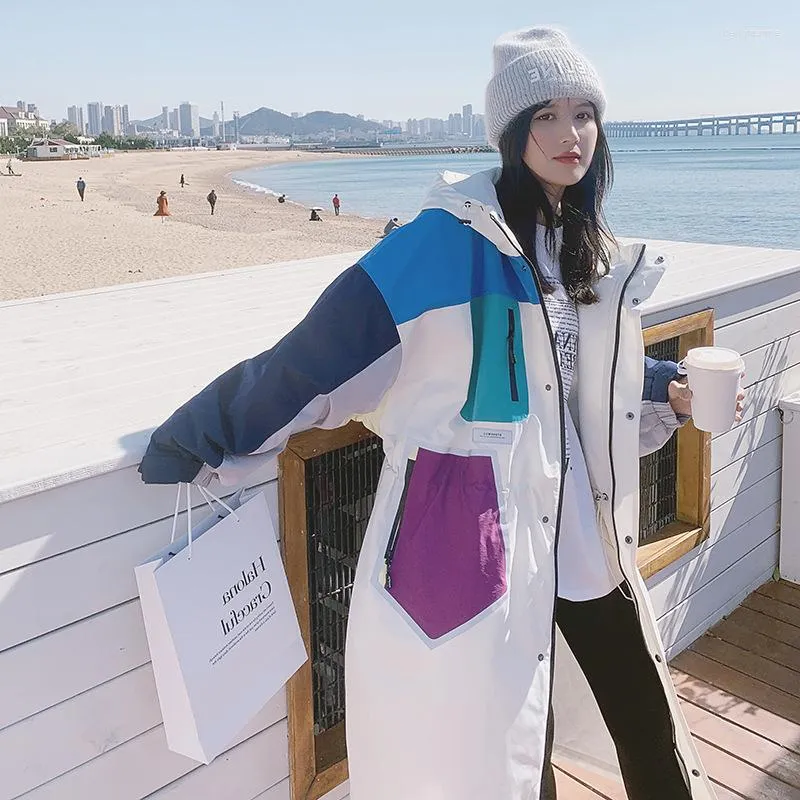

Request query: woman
[
  {"left": 139, "top": 27, "right": 741, "bottom": 800},
  {"left": 154, "top": 190, "right": 170, "bottom": 221}
]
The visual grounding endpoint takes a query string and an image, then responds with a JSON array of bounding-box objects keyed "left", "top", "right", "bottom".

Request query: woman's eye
[
  {"left": 534, "top": 114, "right": 554, "bottom": 121},
  {"left": 576, "top": 112, "right": 594, "bottom": 120}
]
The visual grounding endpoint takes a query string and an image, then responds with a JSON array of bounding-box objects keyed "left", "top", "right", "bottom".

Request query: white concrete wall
[{"left": 643, "top": 278, "right": 800, "bottom": 658}]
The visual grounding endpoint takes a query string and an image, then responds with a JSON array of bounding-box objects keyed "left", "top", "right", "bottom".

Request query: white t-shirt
[{"left": 535, "top": 228, "right": 619, "bottom": 602}]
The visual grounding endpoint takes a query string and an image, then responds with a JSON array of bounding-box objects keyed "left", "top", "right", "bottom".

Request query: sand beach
[{"left": 0, "top": 149, "right": 380, "bottom": 301}]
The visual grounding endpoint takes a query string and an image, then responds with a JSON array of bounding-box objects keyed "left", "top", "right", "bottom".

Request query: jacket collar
[
  {"left": 420, "top": 168, "right": 523, "bottom": 256},
  {"left": 419, "top": 167, "right": 649, "bottom": 276}
]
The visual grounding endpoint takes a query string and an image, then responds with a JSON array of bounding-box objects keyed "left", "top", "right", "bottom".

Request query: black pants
[{"left": 541, "top": 584, "right": 691, "bottom": 800}]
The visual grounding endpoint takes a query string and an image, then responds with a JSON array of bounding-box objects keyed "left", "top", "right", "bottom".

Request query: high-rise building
[
  {"left": 471, "top": 113, "right": 486, "bottom": 141},
  {"left": 169, "top": 108, "right": 179, "bottom": 131},
  {"left": 161, "top": 106, "right": 169, "bottom": 129},
  {"left": 233, "top": 111, "right": 240, "bottom": 143},
  {"left": 87, "top": 102, "right": 102, "bottom": 136},
  {"left": 121, "top": 104, "right": 130, "bottom": 132},
  {"left": 462, "top": 104, "right": 473, "bottom": 137},
  {"left": 67, "top": 105, "right": 85, "bottom": 134},
  {"left": 212, "top": 111, "right": 220, "bottom": 138},
  {"left": 178, "top": 102, "right": 200, "bottom": 138},
  {"left": 102, "top": 105, "right": 122, "bottom": 136}
]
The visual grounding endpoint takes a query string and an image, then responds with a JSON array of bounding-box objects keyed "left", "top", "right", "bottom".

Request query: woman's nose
[{"left": 561, "top": 125, "right": 580, "bottom": 144}]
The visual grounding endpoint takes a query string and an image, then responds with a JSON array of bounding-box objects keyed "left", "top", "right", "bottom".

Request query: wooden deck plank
[
  {"left": 553, "top": 766, "right": 611, "bottom": 799},
  {"left": 708, "top": 618, "right": 800, "bottom": 672},
  {"left": 726, "top": 606, "right": 800, "bottom": 651},
  {"left": 694, "top": 738, "right": 797, "bottom": 800},
  {"left": 679, "top": 699, "right": 800, "bottom": 788},
  {"left": 552, "top": 760, "right": 624, "bottom": 799},
  {"left": 709, "top": 783, "right": 749, "bottom": 800},
  {"left": 670, "top": 650, "right": 800, "bottom": 727},
  {"left": 743, "top": 593, "right": 800, "bottom": 629},
  {"left": 690, "top": 637, "right": 800, "bottom": 700},
  {"left": 670, "top": 670, "right": 800, "bottom": 756},
  {"left": 757, "top": 582, "right": 800, "bottom": 611}
]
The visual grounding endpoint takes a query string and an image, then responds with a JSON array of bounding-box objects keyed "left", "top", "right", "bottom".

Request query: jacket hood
[
  {"left": 420, "top": 167, "right": 519, "bottom": 255},
  {"left": 419, "top": 167, "right": 654, "bottom": 278}
]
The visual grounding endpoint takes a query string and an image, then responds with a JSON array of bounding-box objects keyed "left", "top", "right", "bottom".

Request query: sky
[{"left": 5, "top": 0, "right": 798, "bottom": 124}]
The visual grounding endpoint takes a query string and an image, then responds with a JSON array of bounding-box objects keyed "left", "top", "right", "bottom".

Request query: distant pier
[{"left": 605, "top": 110, "right": 799, "bottom": 137}]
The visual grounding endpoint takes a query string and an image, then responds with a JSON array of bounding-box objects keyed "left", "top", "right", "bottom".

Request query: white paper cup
[{"left": 681, "top": 347, "right": 744, "bottom": 433}]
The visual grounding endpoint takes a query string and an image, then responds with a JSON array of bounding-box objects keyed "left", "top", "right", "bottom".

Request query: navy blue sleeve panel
[
  {"left": 642, "top": 356, "right": 680, "bottom": 404},
  {"left": 138, "top": 265, "right": 401, "bottom": 484}
]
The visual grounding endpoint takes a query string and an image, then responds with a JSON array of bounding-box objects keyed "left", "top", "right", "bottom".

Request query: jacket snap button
[
  {"left": 545, "top": 384, "right": 552, "bottom": 391},
  {"left": 538, "top": 653, "right": 545, "bottom": 662},
  {"left": 632, "top": 298, "right": 640, "bottom": 305},
  {"left": 542, "top": 516, "right": 549, "bottom": 523},
  {"left": 691, "top": 769, "right": 700, "bottom": 777},
  {"left": 654, "top": 654, "right": 662, "bottom": 663},
  {"left": 625, "top": 536, "right": 633, "bottom": 544},
  {"left": 626, "top": 412, "right": 635, "bottom": 420},
  {"left": 655, "top": 256, "right": 664, "bottom": 264}
]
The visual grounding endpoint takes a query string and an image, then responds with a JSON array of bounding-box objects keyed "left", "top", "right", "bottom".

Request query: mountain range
[{"left": 134, "top": 107, "right": 381, "bottom": 137}]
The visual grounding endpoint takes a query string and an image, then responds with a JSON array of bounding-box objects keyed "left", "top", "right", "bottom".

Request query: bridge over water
[{"left": 605, "top": 111, "right": 799, "bottom": 137}]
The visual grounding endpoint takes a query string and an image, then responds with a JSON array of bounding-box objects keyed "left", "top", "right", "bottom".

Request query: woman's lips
[{"left": 554, "top": 155, "right": 581, "bottom": 164}]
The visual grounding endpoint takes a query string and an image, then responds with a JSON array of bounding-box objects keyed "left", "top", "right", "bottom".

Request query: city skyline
[
  {"left": 5, "top": 1, "right": 796, "bottom": 126},
  {"left": 53, "top": 97, "right": 490, "bottom": 140}
]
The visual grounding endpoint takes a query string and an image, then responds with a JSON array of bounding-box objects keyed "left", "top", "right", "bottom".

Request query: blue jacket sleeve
[
  {"left": 642, "top": 356, "right": 680, "bottom": 403},
  {"left": 138, "top": 264, "right": 401, "bottom": 484},
  {"left": 640, "top": 357, "right": 689, "bottom": 456}
]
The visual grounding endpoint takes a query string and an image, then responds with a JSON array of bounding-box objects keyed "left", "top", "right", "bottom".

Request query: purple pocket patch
[{"left": 385, "top": 449, "right": 507, "bottom": 640}]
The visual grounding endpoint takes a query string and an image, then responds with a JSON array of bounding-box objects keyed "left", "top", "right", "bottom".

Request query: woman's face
[{"left": 522, "top": 97, "right": 598, "bottom": 200}]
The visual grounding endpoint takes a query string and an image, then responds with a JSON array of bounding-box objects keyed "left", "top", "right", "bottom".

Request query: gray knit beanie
[{"left": 485, "top": 27, "right": 606, "bottom": 149}]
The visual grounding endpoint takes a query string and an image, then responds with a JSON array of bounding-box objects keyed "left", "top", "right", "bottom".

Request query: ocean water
[{"left": 234, "top": 134, "right": 800, "bottom": 250}]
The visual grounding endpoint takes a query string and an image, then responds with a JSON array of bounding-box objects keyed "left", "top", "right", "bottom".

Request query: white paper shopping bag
[{"left": 135, "top": 485, "right": 307, "bottom": 764}]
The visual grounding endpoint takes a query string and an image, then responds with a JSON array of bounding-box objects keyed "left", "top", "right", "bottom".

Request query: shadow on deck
[{"left": 554, "top": 580, "right": 800, "bottom": 799}]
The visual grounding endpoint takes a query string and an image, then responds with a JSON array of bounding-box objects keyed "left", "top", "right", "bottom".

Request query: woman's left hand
[
  {"left": 668, "top": 372, "right": 747, "bottom": 422},
  {"left": 734, "top": 375, "right": 746, "bottom": 423}
]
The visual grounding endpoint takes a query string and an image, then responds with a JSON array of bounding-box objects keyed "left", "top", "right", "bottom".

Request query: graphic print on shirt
[{"left": 541, "top": 271, "right": 579, "bottom": 459}]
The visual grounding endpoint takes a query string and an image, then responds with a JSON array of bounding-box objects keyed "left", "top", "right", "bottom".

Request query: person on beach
[
  {"left": 383, "top": 217, "right": 401, "bottom": 235},
  {"left": 309, "top": 208, "right": 322, "bottom": 221},
  {"left": 139, "top": 27, "right": 745, "bottom": 800},
  {"left": 180, "top": 173, "right": 186, "bottom": 189},
  {"left": 277, "top": 193, "right": 286, "bottom": 203},
  {"left": 6, "top": 159, "right": 13, "bottom": 175},
  {"left": 154, "top": 190, "right": 170, "bottom": 221},
  {"left": 332, "top": 193, "right": 340, "bottom": 215},
  {"left": 76, "top": 177, "right": 86, "bottom": 202},
  {"left": 207, "top": 189, "right": 217, "bottom": 215}
]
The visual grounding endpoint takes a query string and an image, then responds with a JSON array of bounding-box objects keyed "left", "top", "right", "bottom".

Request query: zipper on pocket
[
  {"left": 382, "top": 459, "right": 415, "bottom": 589},
  {"left": 507, "top": 308, "right": 519, "bottom": 402}
]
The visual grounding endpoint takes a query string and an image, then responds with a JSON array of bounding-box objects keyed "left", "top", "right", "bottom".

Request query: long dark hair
[{"left": 494, "top": 103, "right": 614, "bottom": 305}]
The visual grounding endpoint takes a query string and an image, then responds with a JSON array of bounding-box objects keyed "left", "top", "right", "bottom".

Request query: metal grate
[
  {"left": 304, "top": 435, "right": 384, "bottom": 735},
  {"left": 639, "top": 337, "right": 681, "bottom": 542}
]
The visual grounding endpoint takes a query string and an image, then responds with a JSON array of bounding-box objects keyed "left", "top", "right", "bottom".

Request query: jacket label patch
[{"left": 472, "top": 428, "right": 513, "bottom": 445}]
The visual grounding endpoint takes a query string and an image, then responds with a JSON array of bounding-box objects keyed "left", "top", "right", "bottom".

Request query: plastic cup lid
[{"left": 683, "top": 346, "right": 744, "bottom": 371}]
